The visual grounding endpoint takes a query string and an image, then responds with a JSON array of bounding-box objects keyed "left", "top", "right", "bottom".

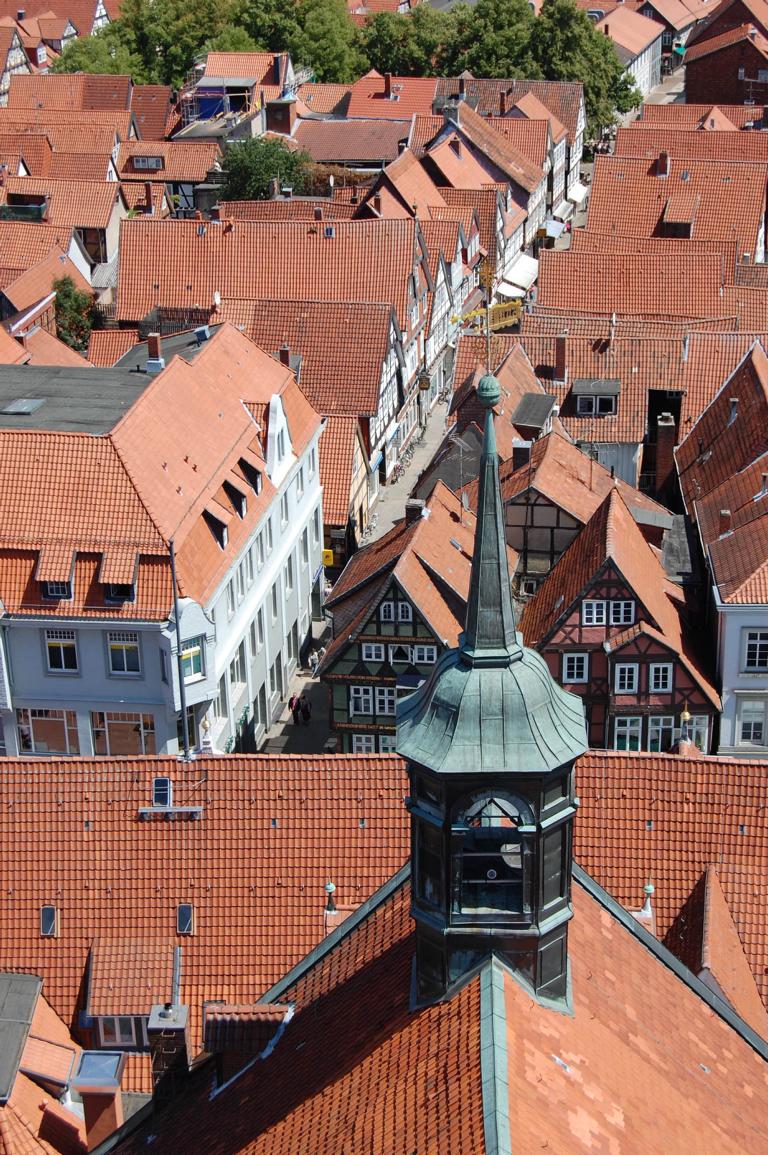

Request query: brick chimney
[
  {"left": 554, "top": 332, "right": 568, "bottom": 384},
  {"left": 719, "top": 509, "right": 732, "bottom": 536},
  {"left": 70, "top": 1051, "right": 125, "bottom": 1152},
  {"left": 458, "top": 76, "right": 466, "bottom": 100},
  {"left": 384, "top": 72, "right": 392, "bottom": 99},
  {"left": 278, "top": 343, "right": 290, "bottom": 366},
  {"left": 144, "top": 181, "right": 153, "bottom": 214},
  {"left": 655, "top": 412, "right": 676, "bottom": 498},
  {"left": 657, "top": 150, "right": 670, "bottom": 177},
  {"left": 499, "top": 90, "right": 507, "bottom": 116},
  {"left": 405, "top": 498, "right": 425, "bottom": 524},
  {"left": 146, "top": 332, "right": 165, "bottom": 374},
  {"left": 147, "top": 1003, "right": 191, "bottom": 1110}
]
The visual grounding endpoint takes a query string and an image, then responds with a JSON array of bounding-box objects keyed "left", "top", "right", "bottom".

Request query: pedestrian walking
[
  {"left": 300, "top": 695, "right": 312, "bottom": 726},
  {"left": 289, "top": 694, "right": 301, "bottom": 726},
  {"left": 308, "top": 648, "right": 319, "bottom": 676}
]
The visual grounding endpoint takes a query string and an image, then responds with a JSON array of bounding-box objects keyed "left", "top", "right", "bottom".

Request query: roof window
[
  {"left": 177, "top": 903, "right": 194, "bottom": 935},
  {"left": 0, "top": 397, "right": 46, "bottom": 415},
  {"left": 153, "top": 776, "right": 172, "bottom": 808},
  {"left": 40, "top": 905, "right": 58, "bottom": 937},
  {"left": 133, "top": 154, "right": 163, "bottom": 170}
]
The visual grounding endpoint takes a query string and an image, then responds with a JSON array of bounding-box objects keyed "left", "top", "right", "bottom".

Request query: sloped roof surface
[
  {"left": 0, "top": 175, "right": 123, "bottom": 230},
  {"left": 435, "top": 78, "right": 584, "bottom": 144},
  {"left": 293, "top": 118, "right": 406, "bottom": 163},
  {"left": 318, "top": 415, "right": 358, "bottom": 526},
  {"left": 615, "top": 124, "right": 768, "bottom": 161},
  {"left": 86, "top": 329, "right": 140, "bottom": 367},
  {"left": 346, "top": 70, "right": 438, "bottom": 121}
]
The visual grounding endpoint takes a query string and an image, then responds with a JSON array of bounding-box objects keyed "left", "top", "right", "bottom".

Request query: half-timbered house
[
  {"left": 319, "top": 483, "right": 517, "bottom": 752},
  {"left": 521, "top": 486, "right": 720, "bottom": 751}
]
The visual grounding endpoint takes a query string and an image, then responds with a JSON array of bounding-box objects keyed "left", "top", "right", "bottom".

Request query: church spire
[{"left": 461, "top": 372, "right": 521, "bottom": 667}]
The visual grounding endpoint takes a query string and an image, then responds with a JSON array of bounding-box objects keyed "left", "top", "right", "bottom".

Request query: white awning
[
  {"left": 552, "top": 199, "right": 573, "bottom": 221},
  {"left": 497, "top": 280, "right": 526, "bottom": 299},
  {"left": 545, "top": 219, "right": 565, "bottom": 239},
  {"left": 506, "top": 254, "right": 539, "bottom": 291},
  {"left": 568, "top": 180, "right": 589, "bottom": 206}
]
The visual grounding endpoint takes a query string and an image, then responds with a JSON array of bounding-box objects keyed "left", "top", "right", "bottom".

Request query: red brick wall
[
  {"left": 693, "top": 1, "right": 768, "bottom": 43},
  {"left": 686, "top": 41, "right": 768, "bottom": 105}
]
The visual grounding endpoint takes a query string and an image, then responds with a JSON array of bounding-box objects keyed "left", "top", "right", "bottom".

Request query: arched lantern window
[{"left": 450, "top": 793, "right": 534, "bottom": 920}]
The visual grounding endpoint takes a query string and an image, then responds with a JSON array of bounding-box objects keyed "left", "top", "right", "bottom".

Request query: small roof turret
[{"left": 397, "top": 378, "right": 587, "bottom": 774}]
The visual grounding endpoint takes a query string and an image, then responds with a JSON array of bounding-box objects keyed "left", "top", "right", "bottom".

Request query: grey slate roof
[
  {"left": 0, "top": 972, "right": 41, "bottom": 1104},
  {"left": 0, "top": 366, "right": 150, "bottom": 433}
]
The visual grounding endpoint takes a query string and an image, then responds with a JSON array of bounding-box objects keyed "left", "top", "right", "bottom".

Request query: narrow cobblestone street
[{"left": 367, "top": 397, "right": 452, "bottom": 540}]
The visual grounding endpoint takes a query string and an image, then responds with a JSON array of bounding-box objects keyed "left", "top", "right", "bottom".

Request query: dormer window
[
  {"left": 573, "top": 378, "right": 619, "bottom": 416},
  {"left": 576, "top": 394, "right": 616, "bottom": 416},
  {"left": 42, "top": 580, "right": 72, "bottom": 600},
  {"left": 152, "top": 776, "right": 172, "bottom": 808},
  {"left": 106, "top": 583, "right": 134, "bottom": 603},
  {"left": 203, "top": 510, "right": 228, "bottom": 548},
  {"left": 224, "top": 480, "right": 246, "bottom": 518},
  {"left": 239, "top": 458, "right": 263, "bottom": 494},
  {"left": 132, "top": 154, "right": 163, "bottom": 170}
]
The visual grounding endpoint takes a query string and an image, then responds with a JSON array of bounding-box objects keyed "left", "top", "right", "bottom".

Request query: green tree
[
  {"left": 361, "top": 12, "right": 413, "bottom": 76},
  {"left": 220, "top": 137, "right": 312, "bottom": 200},
  {"left": 289, "top": 0, "right": 365, "bottom": 82},
  {"left": 407, "top": 5, "right": 456, "bottom": 74},
  {"left": 52, "top": 26, "right": 144, "bottom": 77},
  {"left": 53, "top": 277, "right": 94, "bottom": 353},
  {"left": 530, "top": 0, "right": 640, "bottom": 135},
  {"left": 447, "top": 0, "right": 539, "bottom": 78},
  {"left": 204, "top": 26, "right": 261, "bottom": 54},
  {"left": 230, "top": 0, "right": 301, "bottom": 52}
]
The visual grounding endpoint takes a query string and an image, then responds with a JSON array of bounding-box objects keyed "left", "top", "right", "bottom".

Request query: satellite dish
[{"left": 329, "top": 174, "right": 335, "bottom": 188}]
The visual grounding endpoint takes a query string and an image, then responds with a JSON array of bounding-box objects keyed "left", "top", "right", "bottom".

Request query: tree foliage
[
  {"left": 230, "top": 0, "right": 301, "bottom": 53},
  {"left": 444, "top": 0, "right": 539, "bottom": 77},
  {"left": 53, "top": 277, "right": 94, "bottom": 353},
  {"left": 288, "top": 0, "right": 365, "bottom": 82},
  {"left": 220, "top": 137, "right": 313, "bottom": 200},
  {"left": 52, "top": 26, "right": 144, "bottom": 77},
  {"left": 530, "top": 0, "right": 641, "bottom": 134},
  {"left": 204, "top": 26, "right": 261, "bottom": 54}
]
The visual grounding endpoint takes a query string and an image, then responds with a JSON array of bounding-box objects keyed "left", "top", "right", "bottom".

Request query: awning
[
  {"left": 506, "top": 253, "right": 539, "bottom": 291},
  {"left": 369, "top": 450, "right": 383, "bottom": 472},
  {"left": 568, "top": 180, "right": 589, "bottom": 207},
  {"left": 544, "top": 219, "right": 565, "bottom": 239},
  {"left": 552, "top": 199, "right": 573, "bottom": 221},
  {"left": 497, "top": 280, "right": 526, "bottom": 299}
]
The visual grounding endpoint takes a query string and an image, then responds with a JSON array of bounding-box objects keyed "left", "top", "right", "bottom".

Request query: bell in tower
[{"left": 398, "top": 371, "right": 587, "bottom": 1007}]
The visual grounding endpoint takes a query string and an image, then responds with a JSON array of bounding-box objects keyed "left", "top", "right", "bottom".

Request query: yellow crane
[{"left": 451, "top": 258, "right": 522, "bottom": 331}]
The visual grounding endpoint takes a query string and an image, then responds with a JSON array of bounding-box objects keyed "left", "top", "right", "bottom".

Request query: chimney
[
  {"left": 372, "top": 192, "right": 382, "bottom": 215},
  {"left": 603, "top": 22, "right": 610, "bottom": 34},
  {"left": 458, "top": 75, "right": 466, "bottom": 100},
  {"left": 632, "top": 881, "right": 657, "bottom": 936},
  {"left": 728, "top": 396, "right": 739, "bottom": 424},
  {"left": 278, "top": 343, "right": 290, "bottom": 367},
  {"left": 499, "top": 90, "right": 507, "bottom": 116},
  {"left": 512, "top": 440, "right": 531, "bottom": 470},
  {"left": 70, "top": 1052, "right": 125, "bottom": 1152},
  {"left": 657, "top": 150, "right": 670, "bottom": 177},
  {"left": 384, "top": 72, "right": 392, "bottom": 100},
  {"left": 147, "top": 1002, "right": 191, "bottom": 1110},
  {"left": 554, "top": 332, "right": 568, "bottom": 384},
  {"left": 146, "top": 332, "right": 165, "bottom": 374},
  {"left": 655, "top": 412, "right": 676, "bottom": 498},
  {"left": 682, "top": 331, "right": 690, "bottom": 362},
  {"left": 313, "top": 204, "right": 322, "bottom": 221},
  {"left": 17, "top": 8, "right": 25, "bottom": 19},
  {"left": 719, "top": 509, "right": 732, "bottom": 536},
  {"left": 144, "top": 181, "right": 153, "bottom": 214},
  {"left": 405, "top": 498, "right": 425, "bottom": 524},
  {"left": 609, "top": 310, "right": 616, "bottom": 348}
]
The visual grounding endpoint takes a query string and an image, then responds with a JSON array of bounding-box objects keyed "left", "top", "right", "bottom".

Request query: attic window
[
  {"left": 204, "top": 510, "right": 228, "bottom": 548},
  {"left": 239, "top": 458, "right": 263, "bottom": 494},
  {"left": 42, "top": 580, "right": 72, "bottom": 600},
  {"left": 40, "top": 905, "right": 58, "bottom": 937},
  {"left": 576, "top": 394, "right": 616, "bottom": 416},
  {"left": 223, "top": 480, "right": 247, "bottom": 518},
  {"left": 176, "top": 903, "right": 194, "bottom": 935},
  {"left": 132, "top": 155, "right": 163, "bottom": 170},
  {"left": 153, "top": 776, "right": 172, "bottom": 808},
  {"left": 105, "top": 583, "right": 135, "bottom": 603}
]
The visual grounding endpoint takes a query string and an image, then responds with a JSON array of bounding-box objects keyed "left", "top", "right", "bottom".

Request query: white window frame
[
  {"left": 614, "top": 663, "right": 638, "bottom": 694},
  {"left": 99, "top": 1017, "right": 135, "bottom": 1046},
  {"left": 45, "top": 628, "right": 78, "bottom": 673},
  {"left": 285, "top": 555, "right": 294, "bottom": 595},
  {"left": 738, "top": 700, "right": 766, "bottom": 746},
  {"left": 649, "top": 663, "right": 673, "bottom": 693},
  {"left": 562, "top": 653, "right": 589, "bottom": 683},
  {"left": 413, "top": 644, "right": 437, "bottom": 664},
  {"left": 614, "top": 716, "right": 642, "bottom": 751},
  {"left": 648, "top": 714, "right": 675, "bottom": 752},
  {"left": 352, "top": 734, "right": 375, "bottom": 753},
  {"left": 17, "top": 708, "right": 79, "bottom": 755},
  {"left": 280, "top": 492, "right": 289, "bottom": 527},
  {"left": 108, "top": 631, "right": 141, "bottom": 675},
  {"left": 388, "top": 643, "right": 412, "bottom": 665},
  {"left": 610, "top": 600, "right": 635, "bottom": 626},
  {"left": 214, "top": 674, "right": 228, "bottom": 720},
  {"left": 362, "top": 643, "right": 385, "bottom": 662},
  {"left": 40, "top": 905, "right": 58, "bottom": 937},
  {"left": 380, "top": 601, "right": 395, "bottom": 622},
  {"left": 744, "top": 629, "right": 768, "bottom": 672},
  {"left": 350, "top": 685, "right": 373, "bottom": 716},
  {"left": 236, "top": 564, "right": 246, "bottom": 601},
  {"left": 296, "top": 466, "right": 304, "bottom": 500},
  {"left": 43, "top": 580, "right": 72, "bottom": 600},
  {"left": 153, "top": 776, "right": 172, "bottom": 807},
  {"left": 376, "top": 686, "right": 396, "bottom": 715},
  {"left": 226, "top": 580, "right": 236, "bottom": 618},
  {"left": 180, "top": 636, "right": 204, "bottom": 681},
  {"left": 581, "top": 600, "right": 606, "bottom": 626},
  {"left": 176, "top": 903, "right": 194, "bottom": 935},
  {"left": 379, "top": 735, "right": 398, "bottom": 753},
  {"left": 690, "top": 715, "right": 709, "bottom": 752},
  {"left": 397, "top": 601, "right": 413, "bottom": 622}
]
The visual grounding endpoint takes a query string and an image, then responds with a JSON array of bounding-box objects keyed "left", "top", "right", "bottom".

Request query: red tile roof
[
  {"left": 113, "top": 857, "right": 768, "bottom": 1154},
  {"left": 86, "top": 328, "right": 140, "bottom": 367},
  {"left": 615, "top": 123, "right": 768, "bottom": 161},
  {"left": 600, "top": 5, "right": 665, "bottom": 54},
  {"left": 639, "top": 100, "right": 765, "bottom": 128},
  {"left": 0, "top": 176, "right": 125, "bottom": 231},
  {"left": 318, "top": 414, "right": 358, "bottom": 526},
  {"left": 295, "top": 82, "right": 351, "bottom": 116},
  {"left": 7, "top": 72, "right": 133, "bottom": 111},
  {"left": 0, "top": 131, "right": 51, "bottom": 174},
  {"left": 0, "top": 324, "right": 28, "bottom": 364},
  {"left": 216, "top": 198, "right": 356, "bottom": 222},
  {"left": 116, "top": 218, "right": 423, "bottom": 331},
  {"left": 509, "top": 90, "right": 567, "bottom": 141},
  {"left": 47, "top": 152, "right": 113, "bottom": 181},
  {"left": 117, "top": 140, "right": 221, "bottom": 183},
  {"left": 293, "top": 117, "right": 407, "bottom": 164},
  {"left": 436, "top": 78, "right": 585, "bottom": 145},
  {"left": 130, "top": 85, "right": 175, "bottom": 141},
  {"left": 685, "top": 20, "right": 768, "bottom": 61},
  {"left": 217, "top": 298, "right": 393, "bottom": 415},
  {"left": 0, "top": 753, "right": 410, "bottom": 1090},
  {"left": 346, "top": 70, "right": 438, "bottom": 121},
  {"left": 0, "top": 106, "right": 134, "bottom": 142},
  {"left": 202, "top": 52, "right": 281, "bottom": 82},
  {"left": 1, "top": 247, "right": 91, "bottom": 314},
  {"left": 20, "top": 325, "right": 93, "bottom": 367},
  {"left": 587, "top": 153, "right": 768, "bottom": 254}
]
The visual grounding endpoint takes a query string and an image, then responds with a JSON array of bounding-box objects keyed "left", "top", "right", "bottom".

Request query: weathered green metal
[{"left": 397, "top": 376, "right": 587, "bottom": 774}]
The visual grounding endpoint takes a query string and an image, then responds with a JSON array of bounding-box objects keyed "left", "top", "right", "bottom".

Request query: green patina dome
[{"left": 476, "top": 372, "right": 501, "bottom": 409}]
